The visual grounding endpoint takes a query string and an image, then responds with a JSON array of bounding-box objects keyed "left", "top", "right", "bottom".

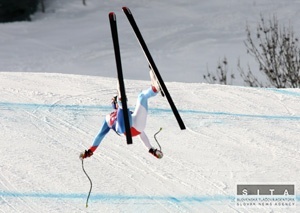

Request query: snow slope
[
  {"left": 1, "top": 0, "right": 300, "bottom": 84},
  {"left": 0, "top": 72, "right": 299, "bottom": 212}
]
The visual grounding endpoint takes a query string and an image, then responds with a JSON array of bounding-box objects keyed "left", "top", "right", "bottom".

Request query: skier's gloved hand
[
  {"left": 80, "top": 149, "right": 93, "bottom": 159},
  {"left": 111, "top": 95, "right": 118, "bottom": 109}
]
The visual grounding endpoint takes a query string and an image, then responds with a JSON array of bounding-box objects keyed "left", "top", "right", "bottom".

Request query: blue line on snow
[
  {"left": 266, "top": 88, "right": 300, "bottom": 97},
  {"left": 175, "top": 109, "right": 300, "bottom": 120},
  {"left": 1, "top": 101, "right": 300, "bottom": 120},
  {"left": 0, "top": 191, "right": 299, "bottom": 203},
  {"left": 0, "top": 191, "right": 231, "bottom": 203}
]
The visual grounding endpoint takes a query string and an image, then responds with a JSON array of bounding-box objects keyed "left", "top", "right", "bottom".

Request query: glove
[
  {"left": 111, "top": 95, "right": 118, "bottom": 109},
  {"left": 79, "top": 149, "right": 93, "bottom": 159}
]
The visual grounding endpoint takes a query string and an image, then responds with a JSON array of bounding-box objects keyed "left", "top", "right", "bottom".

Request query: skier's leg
[
  {"left": 132, "top": 87, "right": 157, "bottom": 132},
  {"left": 138, "top": 131, "right": 152, "bottom": 149},
  {"left": 115, "top": 101, "right": 132, "bottom": 134}
]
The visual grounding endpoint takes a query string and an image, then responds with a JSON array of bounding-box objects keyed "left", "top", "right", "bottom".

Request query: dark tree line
[
  {"left": 0, "top": 0, "right": 40, "bottom": 22},
  {"left": 0, "top": 0, "right": 87, "bottom": 23}
]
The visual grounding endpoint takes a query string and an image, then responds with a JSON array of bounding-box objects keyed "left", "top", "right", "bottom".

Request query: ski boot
[
  {"left": 149, "top": 148, "right": 163, "bottom": 159},
  {"left": 149, "top": 66, "right": 164, "bottom": 96}
]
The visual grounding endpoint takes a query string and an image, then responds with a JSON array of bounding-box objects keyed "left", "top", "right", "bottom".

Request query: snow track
[{"left": 0, "top": 73, "right": 299, "bottom": 212}]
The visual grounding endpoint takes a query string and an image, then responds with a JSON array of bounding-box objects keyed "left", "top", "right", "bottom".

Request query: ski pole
[
  {"left": 81, "top": 159, "right": 92, "bottom": 207},
  {"left": 154, "top": 127, "right": 162, "bottom": 151}
]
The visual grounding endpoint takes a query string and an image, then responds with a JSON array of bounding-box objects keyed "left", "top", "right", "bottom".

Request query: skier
[{"left": 80, "top": 70, "right": 163, "bottom": 160}]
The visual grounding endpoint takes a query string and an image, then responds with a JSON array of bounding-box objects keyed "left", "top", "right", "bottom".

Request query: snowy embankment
[
  {"left": 0, "top": 72, "right": 299, "bottom": 212},
  {"left": 1, "top": 0, "right": 300, "bottom": 84}
]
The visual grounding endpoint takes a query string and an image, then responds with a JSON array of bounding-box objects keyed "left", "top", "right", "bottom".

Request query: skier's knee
[{"left": 138, "top": 93, "right": 148, "bottom": 106}]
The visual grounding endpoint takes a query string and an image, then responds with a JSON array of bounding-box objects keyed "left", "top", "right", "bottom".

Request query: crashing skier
[{"left": 80, "top": 70, "right": 163, "bottom": 160}]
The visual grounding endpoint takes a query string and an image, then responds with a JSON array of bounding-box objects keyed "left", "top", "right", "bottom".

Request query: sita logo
[
  {"left": 241, "top": 188, "right": 291, "bottom": 196},
  {"left": 237, "top": 184, "right": 295, "bottom": 196}
]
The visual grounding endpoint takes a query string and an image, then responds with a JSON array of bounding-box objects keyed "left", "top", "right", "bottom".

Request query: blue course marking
[
  {"left": 266, "top": 88, "right": 300, "bottom": 97},
  {"left": 174, "top": 109, "right": 300, "bottom": 121},
  {"left": 0, "top": 191, "right": 233, "bottom": 203},
  {"left": 0, "top": 191, "right": 299, "bottom": 203},
  {"left": 1, "top": 101, "right": 300, "bottom": 120},
  {"left": 150, "top": 108, "right": 300, "bottom": 121}
]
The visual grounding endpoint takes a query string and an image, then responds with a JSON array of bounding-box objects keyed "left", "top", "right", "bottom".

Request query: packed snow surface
[{"left": 0, "top": 72, "right": 299, "bottom": 212}]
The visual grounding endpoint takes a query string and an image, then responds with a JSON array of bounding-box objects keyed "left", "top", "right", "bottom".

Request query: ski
[
  {"left": 122, "top": 7, "right": 186, "bottom": 130},
  {"left": 109, "top": 12, "right": 133, "bottom": 144}
]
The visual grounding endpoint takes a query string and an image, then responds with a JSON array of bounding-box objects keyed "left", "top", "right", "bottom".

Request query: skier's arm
[{"left": 89, "top": 120, "right": 110, "bottom": 152}]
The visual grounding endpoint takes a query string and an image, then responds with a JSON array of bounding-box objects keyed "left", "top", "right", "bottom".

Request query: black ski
[
  {"left": 122, "top": 7, "right": 186, "bottom": 130},
  {"left": 109, "top": 12, "right": 133, "bottom": 144}
]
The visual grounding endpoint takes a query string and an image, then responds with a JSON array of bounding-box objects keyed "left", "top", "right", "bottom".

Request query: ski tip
[
  {"left": 122, "top": 6, "right": 131, "bottom": 14},
  {"left": 109, "top": 12, "right": 116, "bottom": 20}
]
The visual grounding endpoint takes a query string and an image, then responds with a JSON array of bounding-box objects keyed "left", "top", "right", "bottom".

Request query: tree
[
  {"left": 0, "top": 0, "right": 40, "bottom": 22},
  {"left": 204, "top": 15, "right": 300, "bottom": 88},
  {"left": 237, "top": 59, "right": 264, "bottom": 87},
  {"left": 40, "top": 0, "right": 45, "bottom": 13},
  {"left": 244, "top": 15, "right": 300, "bottom": 88},
  {"left": 203, "top": 57, "right": 235, "bottom": 85}
]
